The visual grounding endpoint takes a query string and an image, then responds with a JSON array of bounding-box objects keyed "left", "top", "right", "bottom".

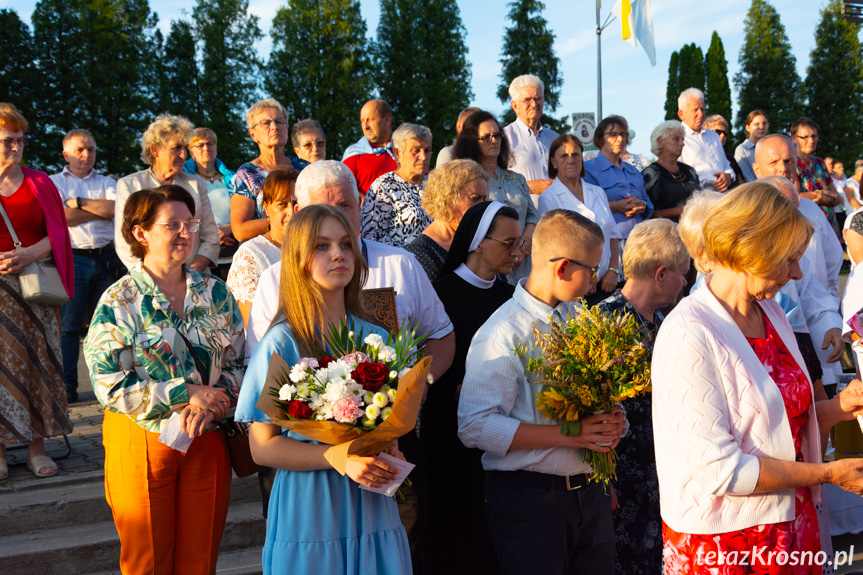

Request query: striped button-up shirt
[{"left": 457, "top": 280, "right": 593, "bottom": 476}]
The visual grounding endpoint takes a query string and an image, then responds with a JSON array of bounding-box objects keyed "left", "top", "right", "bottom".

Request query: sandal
[
  {"left": 0, "top": 458, "right": 6, "bottom": 480},
  {"left": 27, "top": 455, "right": 58, "bottom": 478}
]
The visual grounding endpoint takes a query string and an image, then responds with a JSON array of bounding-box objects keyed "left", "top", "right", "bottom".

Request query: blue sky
[{"left": 4, "top": 0, "right": 834, "bottom": 157}]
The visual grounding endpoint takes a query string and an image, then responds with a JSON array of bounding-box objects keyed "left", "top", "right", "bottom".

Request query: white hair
[
  {"left": 140, "top": 114, "right": 193, "bottom": 165},
  {"left": 760, "top": 175, "right": 798, "bottom": 198},
  {"left": 294, "top": 160, "right": 359, "bottom": 206},
  {"left": 392, "top": 123, "right": 432, "bottom": 152},
  {"left": 649, "top": 120, "right": 685, "bottom": 156},
  {"left": 245, "top": 97, "right": 289, "bottom": 129},
  {"left": 508, "top": 74, "right": 545, "bottom": 100},
  {"left": 677, "top": 87, "right": 705, "bottom": 111}
]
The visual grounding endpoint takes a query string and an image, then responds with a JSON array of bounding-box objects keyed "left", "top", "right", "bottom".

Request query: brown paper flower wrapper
[{"left": 255, "top": 353, "right": 432, "bottom": 475}]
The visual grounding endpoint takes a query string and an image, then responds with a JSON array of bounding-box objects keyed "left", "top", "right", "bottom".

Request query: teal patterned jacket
[{"left": 84, "top": 263, "right": 246, "bottom": 432}]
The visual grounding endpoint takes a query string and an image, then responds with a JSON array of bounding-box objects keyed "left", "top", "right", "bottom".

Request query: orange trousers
[{"left": 102, "top": 411, "right": 232, "bottom": 575}]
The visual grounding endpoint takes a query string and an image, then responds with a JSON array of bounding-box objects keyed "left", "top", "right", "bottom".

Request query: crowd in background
[{"left": 2, "top": 69, "right": 863, "bottom": 575}]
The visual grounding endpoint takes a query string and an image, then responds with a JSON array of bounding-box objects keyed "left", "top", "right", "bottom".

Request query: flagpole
[{"left": 596, "top": 0, "right": 603, "bottom": 120}]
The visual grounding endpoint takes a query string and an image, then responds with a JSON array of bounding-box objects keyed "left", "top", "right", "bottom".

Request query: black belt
[
  {"left": 72, "top": 243, "right": 113, "bottom": 257},
  {"left": 489, "top": 469, "right": 589, "bottom": 491}
]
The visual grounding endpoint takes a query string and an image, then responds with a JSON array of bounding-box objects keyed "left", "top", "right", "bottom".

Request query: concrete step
[
  {"left": 216, "top": 547, "right": 264, "bottom": 575},
  {"left": 0, "top": 471, "right": 261, "bottom": 538},
  {"left": 0, "top": 500, "right": 265, "bottom": 575}
]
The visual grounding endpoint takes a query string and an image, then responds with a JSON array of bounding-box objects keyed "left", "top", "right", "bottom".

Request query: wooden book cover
[{"left": 361, "top": 287, "right": 399, "bottom": 334}]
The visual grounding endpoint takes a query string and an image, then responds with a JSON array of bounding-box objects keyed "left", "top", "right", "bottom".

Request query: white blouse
[
  {"left": 225, "top": 235, "right": 282, "bottom": 303},
  {"left": 537, "top": 178, "right": 621, "bottom": 278}
]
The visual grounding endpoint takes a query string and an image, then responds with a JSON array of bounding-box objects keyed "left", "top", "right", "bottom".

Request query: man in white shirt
[
  {"left": 753, "top": 136, "right": 845, "bottom": 388},
  {"left": 457, "top": 209, "right": 624, "bottom": 574},
  {"left": 50, "top": 129, "right": 120, "bottom": 403},
  {"left": 502, "top": 74, "right": 559, "bottom": 195},
  {"left": 844, "top": 160, "right": 863, "bottom": 212},
  {"left": 677, "top": 87, "right": 734, "bottom": 192}
]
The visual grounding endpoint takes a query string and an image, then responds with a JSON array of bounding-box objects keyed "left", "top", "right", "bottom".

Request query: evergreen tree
[
  {"left": 374, "top": 0, "right": 473, "bottom": 152},
  {"left": 267, "top": 0, "right": 372, "bottom": 158},
  {"left": 193, "top": 0, "right": 263, "bottom": 169},
  {"left": 496, "top": 0, "right": 565, "bottom": 130},
  {"left": 705, "top": 31, "right": 733, "bottom": 151},
  {"left": 734, "top": 0, "right": 803, "bottom": 141},
  {"left": 805, "top": 0, "right": 863, "bottom": 165},
  {"left": 0, "top": 10, "right": 37, "bottom": 117},
  {"left": 676, "top": 43, "right": 705, "bottom": 96},
  {"left": 29, "top": 0, "right": 88, "bottom": 170},
  {"left": 663, "top": 50, "right": 680, "bottom": 121},
  {"left": 78, "top": 0, "right": 161, "bottom": 174},
  {"left": 160, "top": 20, "right": 203, "bottom": 125}
]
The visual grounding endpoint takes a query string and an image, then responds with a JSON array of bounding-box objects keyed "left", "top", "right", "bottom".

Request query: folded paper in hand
[{"left": 158, "top": 412, "right": 194, "bottom": 453}]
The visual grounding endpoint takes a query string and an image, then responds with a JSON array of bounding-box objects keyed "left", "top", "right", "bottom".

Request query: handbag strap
[
  {"left": 0, "top": 200, "right": 22, "bottom": 247},
  {"left": 177, "top": 329, "right": 211, "bottom": 385}
]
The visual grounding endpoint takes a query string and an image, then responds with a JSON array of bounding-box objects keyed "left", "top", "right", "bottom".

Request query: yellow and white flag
[{"left": 612, "top": 0, "right": 656, "bottom": 66}]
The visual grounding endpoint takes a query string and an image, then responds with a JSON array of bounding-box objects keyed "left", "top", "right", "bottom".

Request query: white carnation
[
  {"left": 373, "top": 392, "right": 388, "bottom": 408},
  {"left": 364, "top": 333, "right": 385, "bottom": 349},
  {"left": 345, "top": 380, "right": 364, "bottom": 396},
  {"left": 326, "top": 361, "right": 350, "bottom": 381},
  {"left": 378, "top": 346, "right": 397, "bottom": 362},
  {"left": 323, "top": 381, "right": 348, "bottom": 402},
  {"left": 278, "top": 384, "right": 297, "bottom": 401},
  {"left": 382, "top": 407, "right": 393, "bottom": 420},
  {"left": 364, "top": 405, "right": 380, "bottom": 419},
  {"left": 313, "top": 367, "right": 329, "bottom": 383},
  {"left": 289, "top": 364, "right": 309, "bottom": 383}
]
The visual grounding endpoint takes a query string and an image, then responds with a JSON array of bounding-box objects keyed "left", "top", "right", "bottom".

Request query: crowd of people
[{"left": 2, "top": 70, "right": 863, "bottom": 575}]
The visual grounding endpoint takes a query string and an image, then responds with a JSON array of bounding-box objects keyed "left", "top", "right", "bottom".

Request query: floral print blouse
[
  {"left": 84, "top": 263, "right": 245, "bottom": 433},
  {"left": 360, "top": 171, "right": 431, "bottom": 247},
  {"left": 231, "top": 158, "right": 308, "bottom": 218}
]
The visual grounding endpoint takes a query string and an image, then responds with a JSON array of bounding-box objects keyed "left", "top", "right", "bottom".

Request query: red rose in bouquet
[
  {"left": 286, "top": 400, "right": 314, "bottom": 420},
  {"left": 352, "top": 361, "right": 389, "bottom": 391},
  {"left": 318, "top": 355, "right": 335, "bottom": 369}
]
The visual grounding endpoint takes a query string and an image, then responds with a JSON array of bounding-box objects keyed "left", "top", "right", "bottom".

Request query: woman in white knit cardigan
[{"left": 653, "top": 182, "right": 863, "bottom": 574}]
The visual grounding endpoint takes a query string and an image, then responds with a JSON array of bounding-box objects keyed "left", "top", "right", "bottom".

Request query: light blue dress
[{"left": 235, "top": 319, "right": 412, "bottom": 575}]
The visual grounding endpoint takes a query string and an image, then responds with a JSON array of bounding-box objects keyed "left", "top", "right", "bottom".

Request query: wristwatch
[
  {"left": 607, "top": 267, "right": 620, "bottom": 276},
  {"left": 75, "top": 197, "right": 82, "bottom": 209}
]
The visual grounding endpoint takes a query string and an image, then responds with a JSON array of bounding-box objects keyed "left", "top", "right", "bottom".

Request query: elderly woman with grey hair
[
  {"left": 641, "top": 120, "right": 701, "bottom": 222},
  {"left": 291, "top": 119, "right": 326, "bottom": 164},
  {"left": 360, "top": 122, "right": 433, "bottom": 246},
  {"left": 231, "top": 98, "right": 306, "bottom": 242},
  {"left": 115, "top": 113, "right": 219, "bottom": 271}
]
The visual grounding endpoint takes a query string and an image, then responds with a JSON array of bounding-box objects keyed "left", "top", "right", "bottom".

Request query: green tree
[
  {"left": 805, "top": 0, "right": 863, "bottom": 165},
  {"left": 193, "top": 0, "right": 263, "bottom": 169},
  {"left": 159, "top": 20, "right": 203, "bottom": 125},
  {"left": 267, "top": 0, "right": 372, "bottom": 158},
  {"left": 496, "top": 0, "right": 565, "bottom": 130},
  {"left": 664, "top": 50, "right": 680, "bottom": 120},
  {"left": 734, "top": 0, "right": 803, "bottom": 141},
  {"left": 677, "top": 43, "right": 705, "bottom": 96},
  {"left": 0, "top": 10, "right": 37, "bottom": 116},
  {"left": 29, "top": 0, "right": 88, "bottom": 170},
  {"left": 705, "top": 31, "right": 732, "bottom": 151},
  {"left": 374, "top": 0, "right": 473, "bottom": 152}
]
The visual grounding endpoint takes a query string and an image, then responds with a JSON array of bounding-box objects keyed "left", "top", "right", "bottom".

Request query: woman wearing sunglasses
[
  {"left": 538, "top": 133, "right": 620, "bottom": 305},
  {"left": 453, "top": 110, "right": 539, "bottom": 284},
  {"left": 84, "top": 185, "right": 245, "bottom": 575}
]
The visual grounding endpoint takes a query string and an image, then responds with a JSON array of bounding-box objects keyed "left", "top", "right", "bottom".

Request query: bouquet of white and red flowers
[{"left": 257, "top": 321, "right": 432, "bottom": 477}]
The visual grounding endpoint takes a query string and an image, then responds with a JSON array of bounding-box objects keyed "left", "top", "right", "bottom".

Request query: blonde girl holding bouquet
[{"left": 234, "top": 204, "right": 412, "bottom": 575}]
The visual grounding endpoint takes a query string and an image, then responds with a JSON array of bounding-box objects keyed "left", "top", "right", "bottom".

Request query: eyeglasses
[
  {"left": 518, "top": 97, "right": 543, "bottom": 105},
  {"left": 713, "top": 129, "right": 728, "bottom": 137},
  {"left": 0, "top": 137, "right": 27, "bottom": 147},
  {"left": 485, "top": 236, "right": 525, "bottom": 251},
  {"left": 796, "top": 134, "right": 819, "bottom": 141},
  {"left": 478, "top": 132, "right": 503, "bottom": 143},
  {"left": 604, "top": 131, "right": 626, "bottom": 140},
  {"left": 548, "top": 257, "right": 599, "bottom": 278},
  {"left": 154, "top": 219, "right": 201, "bottom": 234},
  {"left": 254, "top": 118, "right": 288, "bottom": 130},
  {"left": 301, "top": 140, "right": 326, "bottom": 150}
]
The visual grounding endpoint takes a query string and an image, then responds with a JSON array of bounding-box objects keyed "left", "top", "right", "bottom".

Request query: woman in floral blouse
[
  {"left": 360, "top": 122, "right": 433, "bottom": 247},
  {"left": 84, "top": 185, "right": 245, "bottom": 575},
  {"left": 453, "top": 110, "right": 538, "bottom": 283}
]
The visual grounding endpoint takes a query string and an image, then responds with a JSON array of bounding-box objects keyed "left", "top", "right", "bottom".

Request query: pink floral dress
[{"left": 662, "top": 314, "right": 821, "bottom": 575}]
